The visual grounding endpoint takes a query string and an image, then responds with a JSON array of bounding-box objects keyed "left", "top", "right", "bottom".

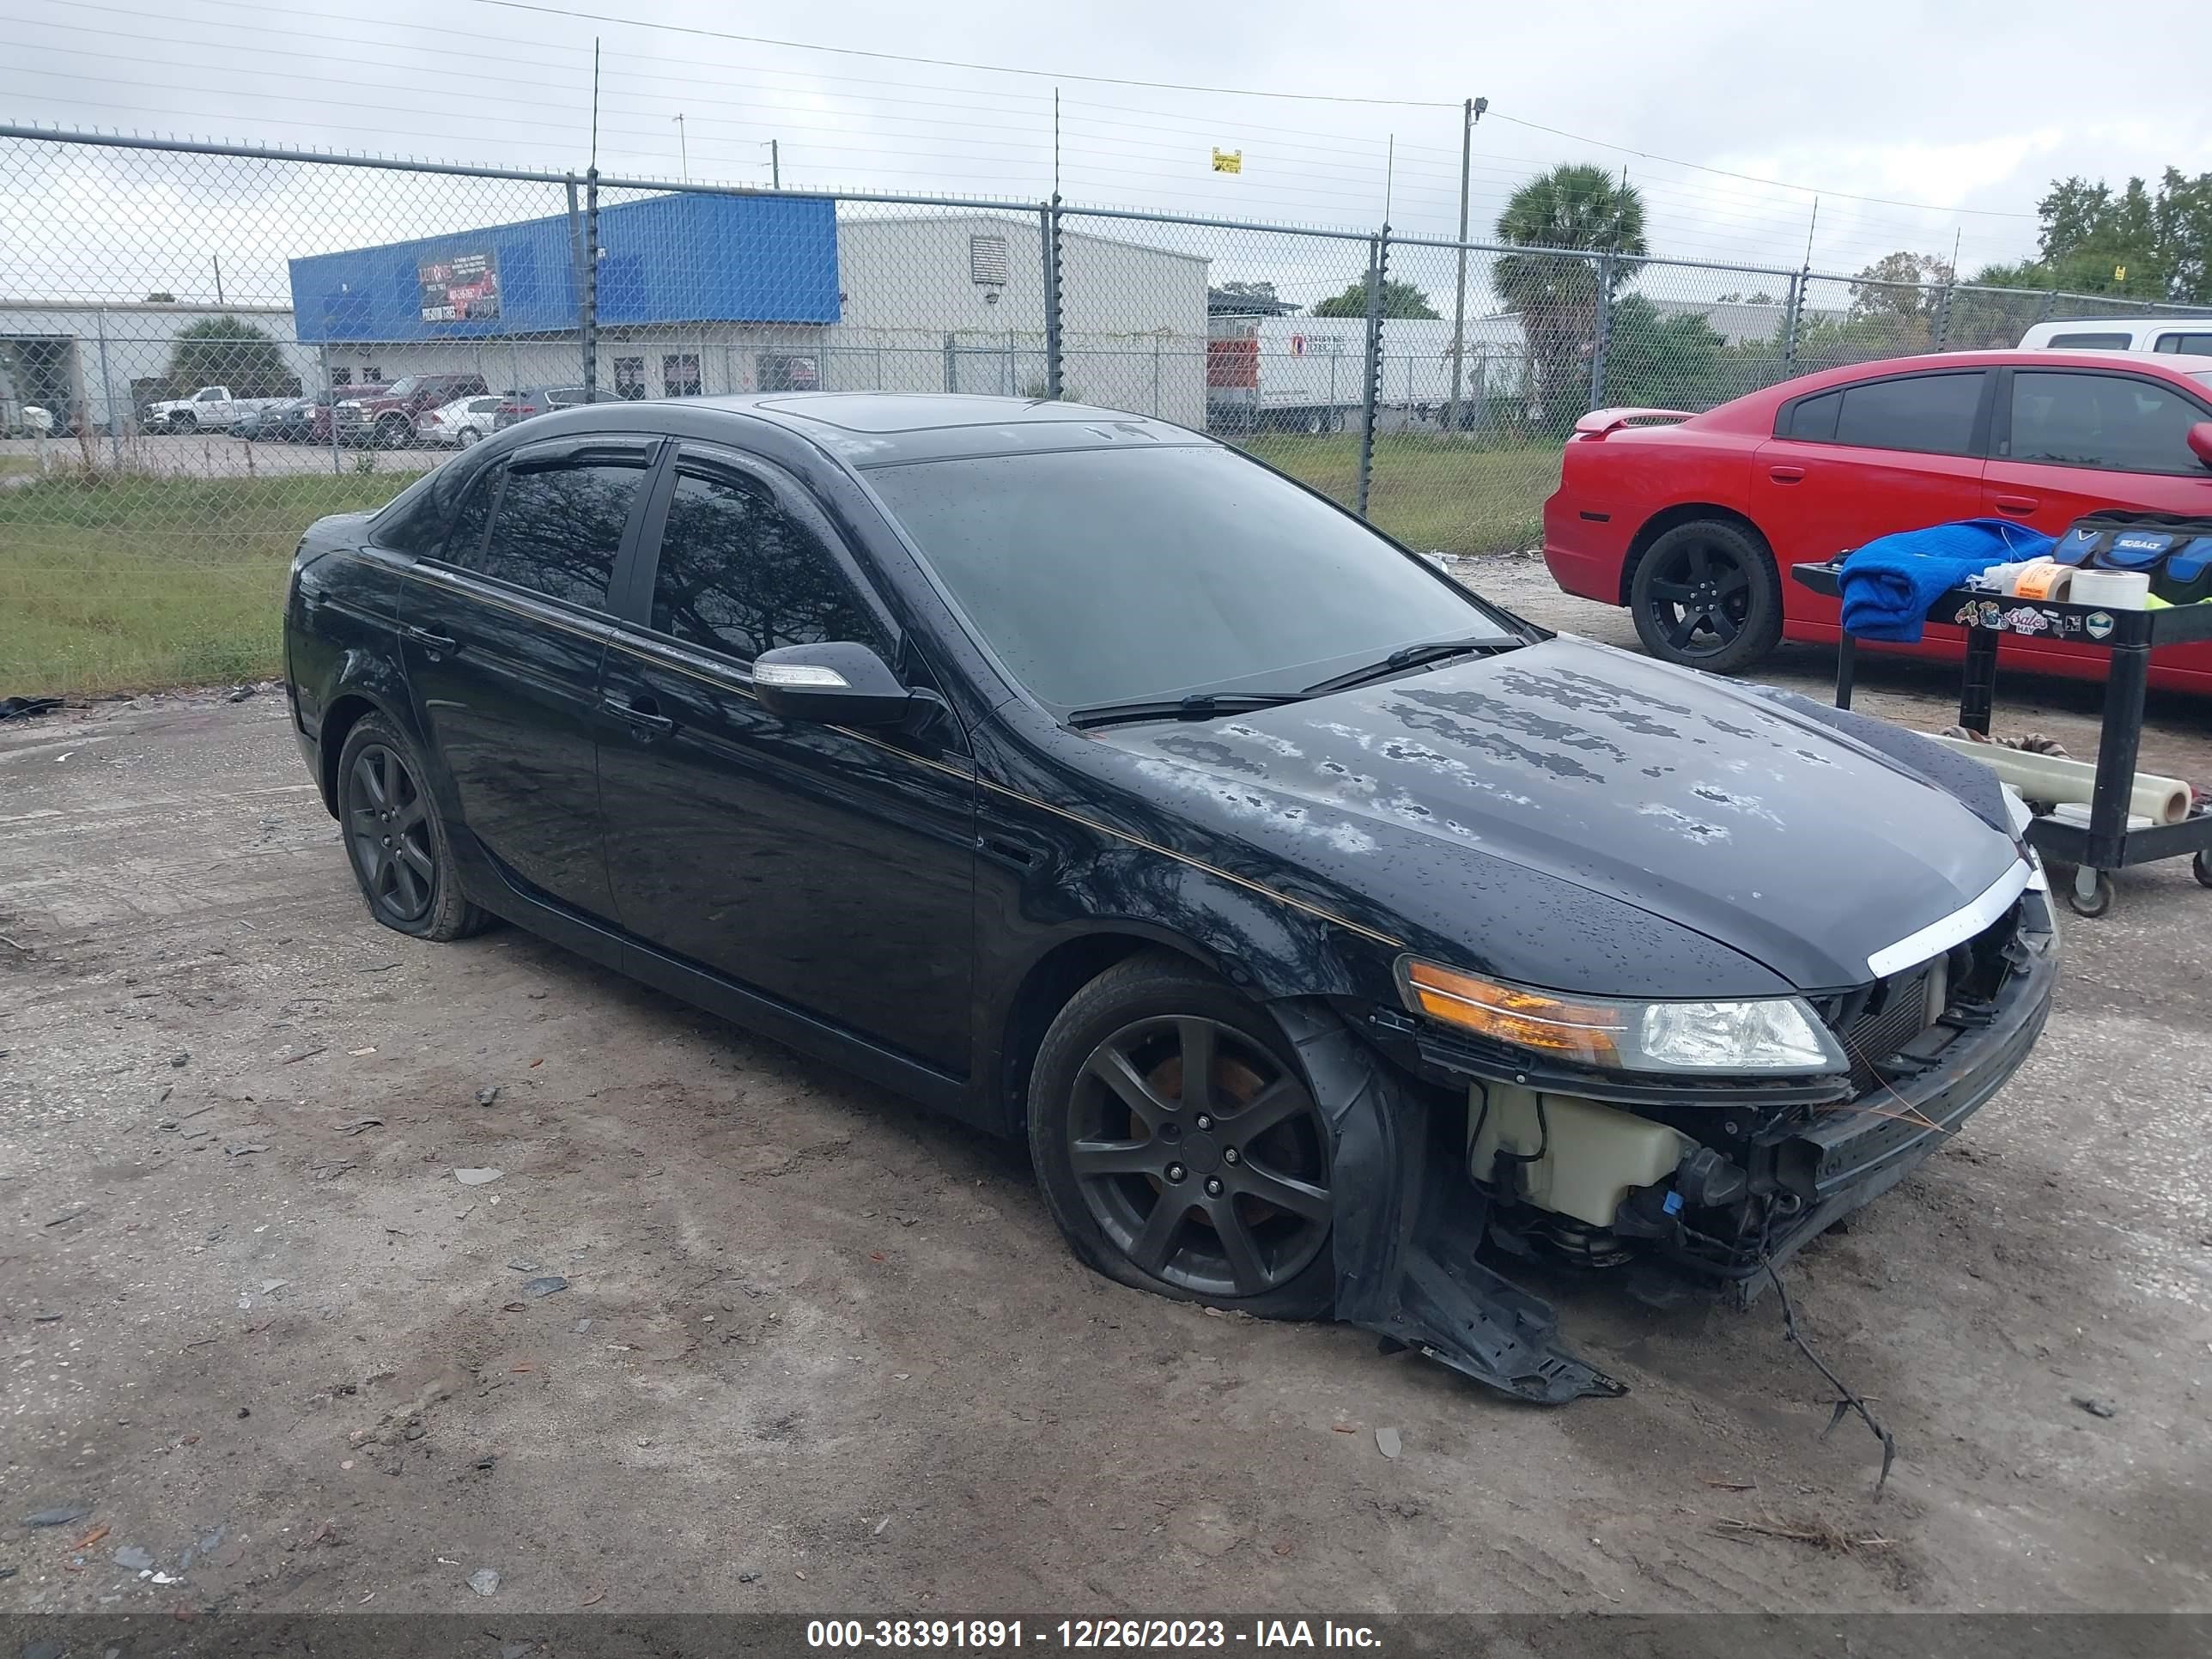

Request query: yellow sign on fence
[{"left": 1211, "top": 149, "right": 1243, "bottom": 174}]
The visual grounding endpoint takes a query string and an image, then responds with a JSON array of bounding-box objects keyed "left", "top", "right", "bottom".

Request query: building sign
[{"left": 418, "top": 252, "right": 501, "bottom": 323}]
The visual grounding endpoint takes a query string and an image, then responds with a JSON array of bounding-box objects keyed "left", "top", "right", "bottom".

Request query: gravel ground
[{"left": 3, "top": 566, "right": 2209, "bottom": 1618}]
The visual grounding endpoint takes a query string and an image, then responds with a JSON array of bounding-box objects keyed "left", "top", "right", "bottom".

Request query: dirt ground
[{"left": 3, "top": 562, "right": 2209, "bottom": 1620}]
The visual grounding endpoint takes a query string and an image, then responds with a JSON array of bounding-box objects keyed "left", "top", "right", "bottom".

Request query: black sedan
[{"left": 283, "top": 394, "right": 2057, "bottom": 1402}]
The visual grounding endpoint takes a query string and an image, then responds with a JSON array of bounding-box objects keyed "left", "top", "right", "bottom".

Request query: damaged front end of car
[{"left": 1290, "top": 857, "right": 2057, "bottom": 1407}]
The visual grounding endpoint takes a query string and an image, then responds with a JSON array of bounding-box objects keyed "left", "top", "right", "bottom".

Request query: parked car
[
  {"left": 2020, "top": 317, "right": 2212, "bottom": 356},
  {"left": 233, "top": 398, "right": 307, "bottom": 441},
  {"left": 417, "top": 393, "right": 504, "bottom": 447},
  {"left": 334, "top": 373, "right": 491, "bottom": 447},
  {"left": 145, "top": 385, "right": 289, "bottom": 433},
  {"left": 309, "top": 386, "right": 389, "bottom": 447},
  {"left": 285, "top": 392, "right": 2057, "bottom": 1402},
  {"left": 1542, "top": 348, "right": 2212, "bottom": 690},
  {"left": 491, "top": 385, "right": 587, "bottom": 429}
]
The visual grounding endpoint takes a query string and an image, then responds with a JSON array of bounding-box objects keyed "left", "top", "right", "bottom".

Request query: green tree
[
  {"left": 1310, "top": 278, "right": 1438, "bottom": 319},
  {"left": 1492, "top": 163, "right": 1649, "bottom": 430},
  {"left": 1981, "top": 168, "right": 2212, "bottom": 304},
  {"left": 143, "top": 291, "right": 177, "bottom": 303},
  {"left": 1600, "top": 295, "right": 1729, "bottom": 410},
  {"left": 1215, "top": 279, "right": 1287, "bottom": 311},
  {"left": 164, "top": 316, "right": 297, "bottom": 399}
]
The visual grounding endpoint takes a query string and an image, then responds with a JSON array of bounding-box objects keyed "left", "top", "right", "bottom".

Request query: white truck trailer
[{"left": 1206, "top": 315, "right": 1513, "bottom": 434}]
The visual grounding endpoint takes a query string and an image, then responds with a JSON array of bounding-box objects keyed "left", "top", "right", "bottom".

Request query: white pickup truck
[{"left": 145, "top": 385, "right": 288, "bottom": 433}]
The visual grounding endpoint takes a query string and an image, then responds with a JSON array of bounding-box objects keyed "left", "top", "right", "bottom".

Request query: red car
[{"left": 1542, "top": 348, "right": 2212, "bottom": 691}]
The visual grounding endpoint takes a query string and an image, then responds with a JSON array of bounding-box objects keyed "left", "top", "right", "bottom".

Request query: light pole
[
  {"left": 672, "top": 113, "right": 688, "bottom": 183},
  {"left": 1443, "top": 96, "right": 1486, "bottom": 436}
]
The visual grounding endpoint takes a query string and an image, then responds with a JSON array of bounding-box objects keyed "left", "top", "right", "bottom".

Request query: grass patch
[
  {"left": 2, "top": 438, "right": 1558, "bottom": 696},
  {"left": 1, "top": 469, "right": 427, "bottom": 695},
  {"left": 1240, "top": 434, "right": 1560, "bottom": 556}
]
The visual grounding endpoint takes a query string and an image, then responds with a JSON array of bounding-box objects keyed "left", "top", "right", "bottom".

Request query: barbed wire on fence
[{"left": 4, "top": 124, "right": 2210, "bottom": 696}]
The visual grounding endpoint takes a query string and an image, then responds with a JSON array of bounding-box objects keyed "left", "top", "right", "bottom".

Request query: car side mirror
[
  {"left": 2189, "top": 421, "right": 2212, "bottom": 471},
  {"left": 751, "top": 641, "right": 916, "bottom": 727}
]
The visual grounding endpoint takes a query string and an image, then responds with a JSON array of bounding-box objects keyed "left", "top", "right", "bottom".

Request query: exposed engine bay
[{"left": 1464, "top": 890, "right": 2055, "bottom": 1301}]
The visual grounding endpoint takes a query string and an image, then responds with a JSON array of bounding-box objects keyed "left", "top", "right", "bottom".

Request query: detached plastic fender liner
[{"left": 1269, "top": 1000, "right": 1626, "bottom": 1406}]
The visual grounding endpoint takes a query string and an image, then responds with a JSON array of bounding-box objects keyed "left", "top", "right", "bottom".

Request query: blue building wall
[{"left": 289, "top": 193, "right": 841, "bottom": 343}]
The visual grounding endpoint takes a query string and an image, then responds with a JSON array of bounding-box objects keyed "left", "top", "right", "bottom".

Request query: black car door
[
  {"left": 596, "top": 442, "right": 976, "bottom": 1074},
  {"left": 399, "top": 435, "right": 660, "bottom": 921}
]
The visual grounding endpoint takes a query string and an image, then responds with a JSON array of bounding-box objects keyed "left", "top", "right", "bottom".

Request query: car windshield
[
  {"left": 2194, "top": 371, "right": 2212, "bottom": 394},
  {"left": 384, "top": 377, "right": 422, "bottom": 398},
  {"left": 864, "top": 444, "right": 1518, "bottom": 712}
]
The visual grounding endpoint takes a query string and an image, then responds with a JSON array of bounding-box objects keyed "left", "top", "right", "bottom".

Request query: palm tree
[{"left": 1492, "top": 164, "right": 1649, "bottom": 431}]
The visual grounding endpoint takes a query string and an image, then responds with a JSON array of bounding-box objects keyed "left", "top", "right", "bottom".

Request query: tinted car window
[
  {"left": 1830, "top": 373, "right": 1984, "bottom": 454},
  {"left": 2153, "top": 331, "right": 2212, "bottom": 356},
  {"left": 2046, "top": 332, "right": 2131, "bottom": 349},
  {"left": 373, "top": 457, "right": 487, "bottom": 555},
  {"left": 473, "top": 459, "right": 642, "bottom": 609},
  {"left": 444, "top": 465, "right": 501, "bottom": 565},
  {"left": 649, "top": 471, "right": 884, "bottom": 661},
  {"left": 2008, "top": 372, "right": 2209, "bottom": 474},
  {"left": 865, "top": 445, "right": 1515, "bottom": 711},
  {"left": 1780, "top": 390, "right": 1840, "bottom": 441}
]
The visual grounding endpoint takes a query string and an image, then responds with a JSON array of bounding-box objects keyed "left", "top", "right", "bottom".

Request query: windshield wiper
[
  {"left": 1302, "top": 636, "right": 1514, "bottom": 698},
  {"left": 1066, "top": 691, "right": 1307, "bottom": 731}
]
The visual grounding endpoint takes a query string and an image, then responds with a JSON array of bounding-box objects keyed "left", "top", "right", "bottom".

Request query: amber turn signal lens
[{"left": 1395, "top": 958, "right": 1626, "bottom": 1066}]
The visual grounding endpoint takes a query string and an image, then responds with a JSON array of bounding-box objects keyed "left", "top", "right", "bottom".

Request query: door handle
[
  {"left": 1768, "top": 465, "right": 1805, "bottom": 483},
  {"left": 404, "top": 624, "right": 457, "bottom": 652},
  {"left": 1992, "top": 495, "right": 2039, "bottom": 514},
  {"left": 605, "top": 695, "right": 675, "bottom": 736}
]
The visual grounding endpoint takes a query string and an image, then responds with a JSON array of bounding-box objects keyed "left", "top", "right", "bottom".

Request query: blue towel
[{"left": 1838, "top": 519, "right": 2056, "bottom": 643}]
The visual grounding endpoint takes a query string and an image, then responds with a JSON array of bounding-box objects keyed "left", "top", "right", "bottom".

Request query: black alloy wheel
[
  {"left": 1629, "top": 519, "right": 1782, "bottom": 676},
  {"left": 333, "top": 714, "right": 488, "bottom": 941},
  {"left": 345, "top": 742, "right": 436, "bottom": 926},
  {"left": 1030, "top": 955, "right": 1338, "bottom": 1316},
  {"left": 1068, "top": 1014, "right": 1332, "bottom": 1299}
]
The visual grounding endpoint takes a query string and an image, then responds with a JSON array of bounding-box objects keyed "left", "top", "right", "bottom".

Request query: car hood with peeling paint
[{"left": 1089, "top": 635, "right": 2022, "bottom": 994}]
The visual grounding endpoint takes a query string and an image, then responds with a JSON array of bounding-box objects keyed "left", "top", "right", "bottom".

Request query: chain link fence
[{"left": 6, "top": 125, "right": 2210, "bottom": 694}]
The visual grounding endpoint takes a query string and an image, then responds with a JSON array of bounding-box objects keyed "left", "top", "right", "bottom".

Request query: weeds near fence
[
  {"left": 1249, "top": 435, "right": 1559, "bottom": 556},
  {"left": 0, "top": 470, "right": 420, "bottom": 694}
]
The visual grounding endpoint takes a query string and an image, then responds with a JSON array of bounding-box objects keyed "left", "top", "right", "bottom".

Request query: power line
[
  {"left": 458, "top": 0, "right": 1462, "bottom": 107},
  {"left": 1481, "top": 111, "right": 2038, "bottom": 219}
]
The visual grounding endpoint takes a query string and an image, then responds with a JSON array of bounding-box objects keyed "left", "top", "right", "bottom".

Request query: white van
[{"left": 2019, "top": 316, "right": 2212, "bottom": 354}]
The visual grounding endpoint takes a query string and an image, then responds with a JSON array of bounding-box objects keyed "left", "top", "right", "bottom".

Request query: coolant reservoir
[{"left": 1468, "top": 1083, "right": 1693, "bottom": 1228}]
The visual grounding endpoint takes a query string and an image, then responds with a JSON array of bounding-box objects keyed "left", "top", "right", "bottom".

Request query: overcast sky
[{"left": 4, "top": 0, "right": 2209, "bottom": 304}]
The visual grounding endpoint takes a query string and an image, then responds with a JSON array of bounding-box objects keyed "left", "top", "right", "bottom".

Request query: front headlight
[{"left": 1395, "top": 957, "right": 1847, "bottom": 1076}]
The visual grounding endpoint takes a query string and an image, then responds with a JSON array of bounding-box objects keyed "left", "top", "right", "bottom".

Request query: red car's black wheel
[{"left": 1630, "top": 519, "right": 1783, "bottom": 676}]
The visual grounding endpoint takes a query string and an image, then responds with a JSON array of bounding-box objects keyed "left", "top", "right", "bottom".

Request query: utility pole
[
  {"left": 211, "top": 254, "right": 224, "bottom": 306},
  {"left": 767, "top": 139, "right": 781, "bottom": 189},
  {"left": 672, "top": 113, "right": 688, "bottom": 183},
  {"left": 1443, "top": 96, "right": 1486, "bottom": 437}
]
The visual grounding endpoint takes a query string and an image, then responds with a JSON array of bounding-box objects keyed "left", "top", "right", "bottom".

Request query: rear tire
[
  {"left": 1629, "top": 518, "right": 1783, "bottom": 676},
  {"left": 334, "top": 714, "right": 488, "bottom": 942},
  {"left": 1027, "top": 953, "right": 1335, "bottom": 1320}
]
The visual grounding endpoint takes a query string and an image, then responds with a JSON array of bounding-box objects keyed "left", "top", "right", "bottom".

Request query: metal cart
[{"left": 1791, "top": 560, "right": 2212, "bottom": 918}]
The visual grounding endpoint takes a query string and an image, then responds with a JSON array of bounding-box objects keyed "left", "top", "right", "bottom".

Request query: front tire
[
  {"left": 1629, "top": 518, "right": 1783, "bottom": 675},
  {"left": 1028, "top": 954, "right": 1335, "bottom": 1319},
  {"left": 334, "top": 714, "right": 487, "bottom": 941},
  {"left": 458, "top": 427, "right": 481, "bottom": 447}
]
